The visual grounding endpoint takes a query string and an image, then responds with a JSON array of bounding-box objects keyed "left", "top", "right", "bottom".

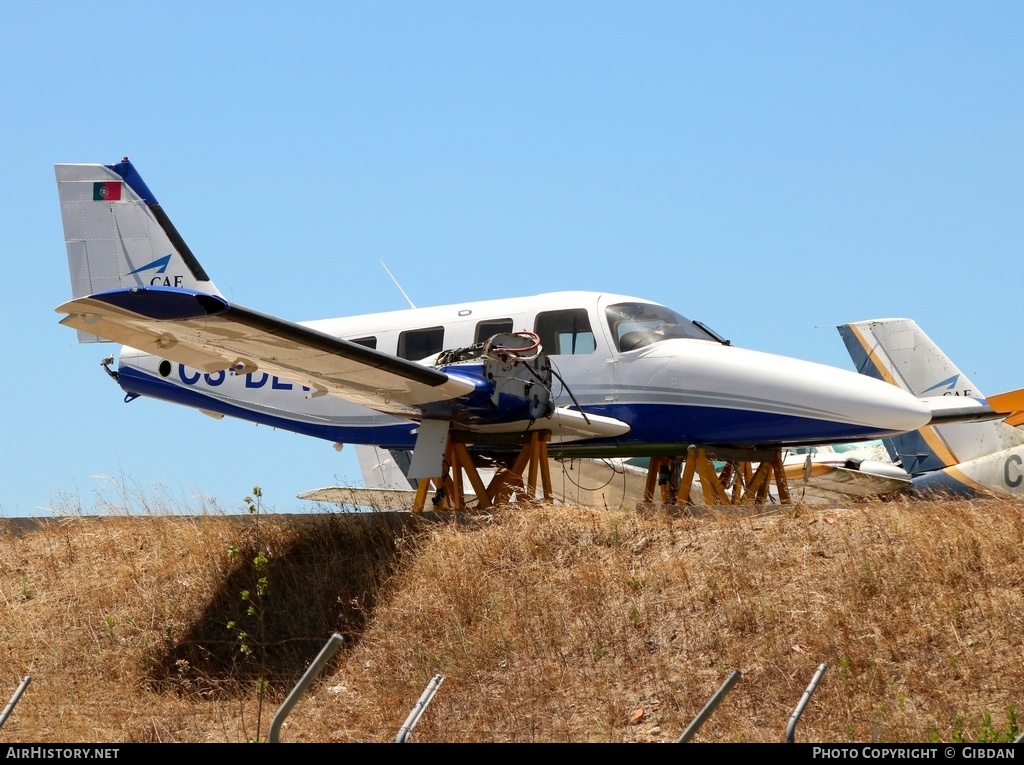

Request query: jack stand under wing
[
  {"left": 411, "top": 429, "right": 553, "bottom": 511},
  {"left": 642, "top": 446, "right": 792, "bottom": 507}
]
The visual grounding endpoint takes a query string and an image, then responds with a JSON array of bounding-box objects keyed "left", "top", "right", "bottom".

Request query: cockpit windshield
[{"left": 606, "top": 302, "right": 724, "bottom": 352}]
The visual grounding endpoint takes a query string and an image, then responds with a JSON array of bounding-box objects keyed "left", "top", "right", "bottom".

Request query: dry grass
[{"left": 0, "top": 495, "right": 1021, "bottom": 742}]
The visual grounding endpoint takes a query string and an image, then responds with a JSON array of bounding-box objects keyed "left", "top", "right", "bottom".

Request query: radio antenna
[{"left": 380, "top": 261, "right": 417, "bottom": 309}]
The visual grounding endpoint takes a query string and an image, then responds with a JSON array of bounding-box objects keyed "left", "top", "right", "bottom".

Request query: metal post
[
  {"left": 395, "top": 674, "right": 445, "bottom": 743},
  {"left": 677, "top": 670, "right": 742, "bottom": 743},
  {"left": 268, "top": 633, "right": 344, "bottom": 743},
  {"left": 786, "top": 662, "right": 827, "bottom": 743},
  {"left": 0, "top": 676, "right": 31, "bottom": 730}
]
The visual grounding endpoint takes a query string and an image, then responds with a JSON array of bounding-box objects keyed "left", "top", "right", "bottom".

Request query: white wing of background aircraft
[{"left": 300, "top": 441, "right": 910, "bottom": 509}]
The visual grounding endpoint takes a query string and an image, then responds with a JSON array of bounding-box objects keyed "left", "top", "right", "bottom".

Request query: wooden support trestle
[
  {"left": 642, "top": 446, "right": 793, "bottom": 507},
  {"left": 413, "top": 429, "right": 554, "bottom": 512}
]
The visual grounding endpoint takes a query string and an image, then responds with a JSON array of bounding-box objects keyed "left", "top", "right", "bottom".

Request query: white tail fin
[
  {"left": 55, "top": 158, "right": 221, "bottom": 342},
  {"left": 356, "top": 445, "right": 415, "bottom": 490},
  {"left": 839, "top": 318, "right": 1024, "bottom": 472}
]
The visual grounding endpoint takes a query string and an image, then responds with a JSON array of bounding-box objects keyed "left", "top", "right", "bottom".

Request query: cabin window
[
  {"left": 605, "top": 302, "right": 718, "bottom": 352},
  {"left": 398, "top": 327, "right": 444, "bottom": 361},
  {"left": 474, "top": 319, "right": 514, "bottom": 344},
  {"left": 534, "top": 309, "right": 596, "bottom": 355},
  {"left": 349, "top": 336, "right": 377, "bottom": 350}
]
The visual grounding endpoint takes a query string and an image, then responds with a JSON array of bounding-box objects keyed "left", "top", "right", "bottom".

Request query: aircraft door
[{"left": 533, "top": 307, "right": 606, "bottom": 410}]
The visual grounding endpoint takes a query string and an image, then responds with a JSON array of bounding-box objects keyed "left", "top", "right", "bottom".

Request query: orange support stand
[
  {"left": 412, "top": 428, "right": 554, "bottom": 511},
  {"left": 643, "top": 446, "right": 792, "bottom": 507}
]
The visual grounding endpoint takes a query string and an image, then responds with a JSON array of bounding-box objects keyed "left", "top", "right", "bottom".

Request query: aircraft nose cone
[
  {"left": 839, "top": 373, "right": 931, "bottom": 432},
  {"left": 646, "top": 341, "right": 931, "bottom": 444},
  {"left": 755, "top": 349, "right": 932, "bottom": 435},
  {"left": 757, "top": 352, "right": 932, "bottom": 439}
]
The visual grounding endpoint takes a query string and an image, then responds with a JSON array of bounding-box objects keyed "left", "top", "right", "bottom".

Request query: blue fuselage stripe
[{"left": 118, "top": 367, "right": 905, "bottom": 452}]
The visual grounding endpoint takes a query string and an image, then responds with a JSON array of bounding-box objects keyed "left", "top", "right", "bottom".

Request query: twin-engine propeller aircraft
[
  {"left": 840, "top": 318, "right": 1024, "bottom": 498},
  {"left": 56, "top": 158, "right": 950, "bottom": 509}
]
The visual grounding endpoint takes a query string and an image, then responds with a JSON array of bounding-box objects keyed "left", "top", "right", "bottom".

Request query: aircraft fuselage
[{"left": 113, "top": 290, "right": 931, "bottom": 456}]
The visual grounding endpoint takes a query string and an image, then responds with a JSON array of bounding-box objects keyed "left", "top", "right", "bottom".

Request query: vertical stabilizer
[
  {"left": 356, "top": 445, "right": 415, "bottom": 490},
  {"left": 839, "top": 319, "right": 1024, "bottom": 473},
  {"left": 55, "top": 158, "right": 221, "bottom": 342}
]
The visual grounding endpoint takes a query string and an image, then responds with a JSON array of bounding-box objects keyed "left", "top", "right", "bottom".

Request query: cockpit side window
[
  {"left": 534, "top": 309, "right": 596, "bottom": 355},
  {"left": 606, "top": 302, "right": 719, "bottom": 352}
]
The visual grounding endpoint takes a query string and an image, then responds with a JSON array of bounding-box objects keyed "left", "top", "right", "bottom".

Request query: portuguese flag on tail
[{"left": 93, "top": 181, "right": 122, "bottom": 201}]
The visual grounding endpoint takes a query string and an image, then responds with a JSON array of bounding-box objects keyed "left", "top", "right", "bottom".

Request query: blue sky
[{"left": 2, "top": 3, "right": 1021, "bottom": 516}]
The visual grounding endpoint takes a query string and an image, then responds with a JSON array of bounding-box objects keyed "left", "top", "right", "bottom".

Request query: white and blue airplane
[
  {"left": 840, "top": 318, "right": 1024, "bottom": 497},
  {"left": 55, "top": 159, "right": 957, "bottom": 503}
]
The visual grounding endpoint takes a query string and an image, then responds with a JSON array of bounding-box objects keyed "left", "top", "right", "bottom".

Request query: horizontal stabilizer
[
  {"left": 918, "top": 396, "right": 1001, "bottom": 425},
  {"left": 986, "top": 388, "right": 1024, "bottom": 425}
]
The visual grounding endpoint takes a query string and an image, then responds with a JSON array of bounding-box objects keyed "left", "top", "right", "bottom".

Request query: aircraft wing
[
  {"left": 56, "top": 286, "right": 631, "bottom": 443},
  {"left": 298, "top": 487, "right": 421, "bottom": 510},
  {"left": 57, "top": 286, "right": 474, "bottom": 417},
  {"left": 783, "top": 459, "right": 911, "bottom": 502},
  {"left": 300, "top": 453, "right": 649, "bottom": 510}
]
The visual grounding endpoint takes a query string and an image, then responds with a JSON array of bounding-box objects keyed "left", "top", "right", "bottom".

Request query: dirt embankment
[{"left": 0, "top": 499, "right": 1021, "bottom": 743}]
